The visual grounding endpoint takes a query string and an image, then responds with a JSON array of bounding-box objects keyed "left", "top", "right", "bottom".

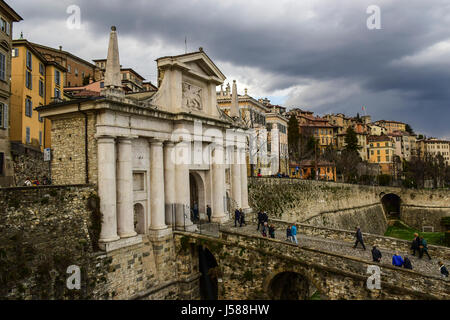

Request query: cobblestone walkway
[{"left": 220, "top": 220, "right": 450, "bottom": 279}]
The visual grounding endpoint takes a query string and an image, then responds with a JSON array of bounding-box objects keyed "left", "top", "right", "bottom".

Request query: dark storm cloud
[{"left": 11, "top": 0, "right": 450, "bottom": 137}]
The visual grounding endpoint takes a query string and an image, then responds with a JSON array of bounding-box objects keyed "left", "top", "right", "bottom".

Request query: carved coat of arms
[{"left": 182, "top": 82, "right": 202, "bottom": 111}]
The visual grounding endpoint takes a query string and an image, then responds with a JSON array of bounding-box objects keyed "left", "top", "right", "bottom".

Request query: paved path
[{"left": 219, "top": 220, "right": 449, "bottom": 279}]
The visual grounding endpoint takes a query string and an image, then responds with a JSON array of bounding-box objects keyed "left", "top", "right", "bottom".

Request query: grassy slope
[{"left": 384, "top": 220, "right": 446, "bottom": 247}]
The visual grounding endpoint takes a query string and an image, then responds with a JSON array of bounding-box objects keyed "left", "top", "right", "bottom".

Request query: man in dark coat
[
  {"left": 257, "top": 211, "right": 264, "bottom": 231},
  {"left": 439, "top": 261, "right": 449, "bottom": 278},
  {"left": 403, "top": 256, "right": 413, "bottom": 270},
  {"left": 411, "top": 233, "right": 420, "bottom": 256},
  {"left": 262, "top": 211, "right": 268, "bottom": 224},
  {"left": 371, "top": 246, "right": 382, "bottom": 262},
  {"left": 353, "top": 226, "right": 366, "bottom": 250},
  {"left": 206, "top": 205, "right": 212, "bottom": 222},
  {"left": 239, "top": 208, "right": 245, "bottom": 227},
  {"left": 234, "top": 209, "right": 240, "bottom": 227}
]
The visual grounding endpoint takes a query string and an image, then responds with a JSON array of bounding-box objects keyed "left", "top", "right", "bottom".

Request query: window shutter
[{"left": 3, "top": 104, "right": 8, "bottom": 129}]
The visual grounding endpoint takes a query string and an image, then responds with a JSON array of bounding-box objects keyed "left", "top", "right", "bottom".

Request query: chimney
[
  {"left": 59, "top": 46, "right": 62, "bottom": 51},
  {"left": 230, "top": 80, "right": 239, "bottom": 118},
  {"left": 104, "top": 26, "right": 122, "bottom": 90}
]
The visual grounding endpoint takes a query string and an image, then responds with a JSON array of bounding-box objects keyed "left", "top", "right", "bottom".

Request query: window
[
  {"left": 25, "top": 98, "right": 32, "bottom": 117},
  {"left": 39, "top": 63, "right": 45, "bottom": 76},
  {"left": 377, "top": 150, "right": 380, "bottom": 155},
  {"left": 39, "top": 79, "right": 44, "bottom": 97},
  {"left": 0, "top": 52, "right": 5, "bottom": 81},
  {"left": 25, "top": 70, "right": 32, "bottom": 89},
  {"left": 11, "top": 48, "right": 18, "bottom": 57},
  {"left": 100, "top": 81, "right": 104, "bottom": 88},
  {"left": 386, "top": 156, "right": 389, "bottom": 162},
  {"left": 6, "top": 21, "right": 10, "bottom": 36},
  {"left": 0, "top": 18, "right": 5, "bottom": 32},
  {"left": 26, "top": 127, "right": 30, "bottom": 144},
  {"left": 54, "top": 88, "right": 60, "bottom": 99},
  {"left": 0, "top": 103, "right": 7, "bottom": 128},
  {"left": 371, "top": 150, "right": 374, "bottom": 155},
  {"left": 39, "top": 131, "right": 42, "bottom": 146},
  {"left": 68, "top": 65, "right": 71, "bottom": 73},
  {"left": 377, "top": 156, "right": 380, "bottom": 162},
  {"left": 55, "top": 70, "right": 61, "bottom": 86},
  {"left": 38, "top": 109, "right": 43, "bottom": 123},
  {"left": 74, "top": 68, "right": 78, "bottom": 76},
  {"left": 26, "top": 50, "right": 32, "bottom": 70},
  {"left": 0, "top": 152, "right": 3, "bottom": 175}
]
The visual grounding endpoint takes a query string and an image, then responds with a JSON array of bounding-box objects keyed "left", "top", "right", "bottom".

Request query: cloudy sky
[{"left": 10, "top": 0, "right": 450, "bottom": 139}]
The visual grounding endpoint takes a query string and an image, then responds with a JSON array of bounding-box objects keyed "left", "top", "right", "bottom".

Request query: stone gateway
[{"left": 37, "top": 26, "right": 251, "bottom": 251}]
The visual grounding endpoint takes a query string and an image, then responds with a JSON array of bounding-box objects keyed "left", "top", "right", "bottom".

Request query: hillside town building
[{"left": 0, "top": 0, "right": 21, "bottom": 186}]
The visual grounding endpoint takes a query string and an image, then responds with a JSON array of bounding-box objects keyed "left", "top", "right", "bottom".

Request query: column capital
[
  {"left": 164, "top": 140, "right": 175, "bottom": 147},
  {"left": 149, "top": 137, "right": 165, "bottom": 146},
  {"left": 95, "top": 135, "right": 116, "bottom": 143}
]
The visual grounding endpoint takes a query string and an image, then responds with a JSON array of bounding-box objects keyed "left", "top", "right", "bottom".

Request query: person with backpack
[
  {"left": 419, "top": 236, "right": 431, "bottom": 260},
  {"left": 438, "top": 261, "right": 449, "bottom": 278},
  {"left": 371, "top": 246, "right": 382, "bottom": 262}
]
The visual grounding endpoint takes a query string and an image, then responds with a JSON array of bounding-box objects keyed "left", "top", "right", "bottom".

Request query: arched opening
[
  {"left": 381, "top": 193, "right": 401, "bottom": 217},
  {"left": 268, "top": 272, "right": 312, "bottom": 300},
  {"left": 189, "top": 172, "right": 206, "bottom": 222},
  {"left": 133, "top": 203, "right": 146, "bottom": 234},
  {"left": 198, "top": 246, "right": 219, "bottom": 300}
]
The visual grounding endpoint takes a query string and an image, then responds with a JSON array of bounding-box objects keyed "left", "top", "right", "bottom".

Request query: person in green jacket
[{"left": 419, "top": 236, "right": 431, "bottom": 260}]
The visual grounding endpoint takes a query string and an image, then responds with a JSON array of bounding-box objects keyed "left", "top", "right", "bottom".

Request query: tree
[
  {"left": 344, "top": 127, "right": 361, "bottom": 152},
  {"left": 405, "top": 124, "right": 415, "bottom": 135},
  {"left": 287, "top": 116, "right": 300, "bottom": 161}
]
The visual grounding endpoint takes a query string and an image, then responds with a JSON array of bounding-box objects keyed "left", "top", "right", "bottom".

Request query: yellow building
[
  {"left": 10, "top": 39, "right": 66, "bottom": 150},
  {"left": 289, "top": 160, "right": 336, "bottom": 181},
  {"left": 367, "top": 135, "right": 395, "bottom": 175},
  {"left": 416, "top": 138, "right": 450, "bottom": 165}
]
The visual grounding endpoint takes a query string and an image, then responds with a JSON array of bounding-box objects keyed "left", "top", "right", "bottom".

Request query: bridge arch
[
  {"left": 263, "top": 269, "right": 324, "bottom": 300},
  {"left": 197, "top": 246, "right": 219, "bottom": 300},
  {"left": 380, "top": 193, "right": 401, "bottom": 217}
]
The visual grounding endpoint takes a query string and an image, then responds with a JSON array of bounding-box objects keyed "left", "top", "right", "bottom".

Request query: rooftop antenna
[{"left": 185, "top": 36, "right": 187, "bottom": 53}]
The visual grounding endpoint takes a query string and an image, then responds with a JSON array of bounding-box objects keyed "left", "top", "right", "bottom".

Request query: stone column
[
  {"left": 116, "top": 137, "right": 137, "bottom": 238},
  {"left": 175, "top": 141, "right": 194, "bottom": 229},
  {"left": 164, "top": 141, "right": 176, "bottom": 225},
  {"left": 211, "top": 144, "right": 227, "bottom": 223},
  {"left": 149, "top": 139, "right": 168, "bottom": 234},
  {"left": 231, "top": 146, "right": 242, "bottom": 209},
  {"left": 97, "top": 136, "right": 120, "bottom": 243},
  {"left": 240, "top": 147, "right": 249, "bottom": 210}
]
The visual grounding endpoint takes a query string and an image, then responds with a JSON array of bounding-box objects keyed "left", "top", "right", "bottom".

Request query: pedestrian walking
[
  {"left": 269, "top": 224, "right": 275, "bottom": 238},
  {"left": 206, "top": 205, "right": 212, "bottom": 223},
  {"left": 403, "top": 256, "right": 413, "bottom": 270},
  {"left": 419, "top": 236, "right": 431, "bottom": 260},
  {"left": 262, "top": 211, "right": 268, "bottom": 224},
  {"left": 392, "top": 252, "right": 404, "bottom": 267},
  {"left": 286, "top": 225, "right": 292, "bottom": 242},
  {"left": 353, "top": 226, "right": 366, "bottom": 250},
  {"left": 239, "top": 208, "right": 245, "bottom": 227},
  {"left": 262, "top": 221, "right": 268, "bottom": 237},
  {"left": 438, "top": 261, "right": 449, "bottom": 278},
  {"left": 371, "top": 246, "right": 382, "bottom": 262},
  {"left": 256, "top": 211, "right": 264, "bottom": 231},
  {"left": 411, "top": 233, "right": 420, "bottom": 256},
  {"left": 234, "top": 208, "right": 240, "bottom": 227},
  {"left": 291, "top": 224, "right": 298, "bottom": 245}
]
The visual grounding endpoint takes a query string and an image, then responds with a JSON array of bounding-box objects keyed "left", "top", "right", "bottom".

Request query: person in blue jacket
[
  {"left": 392, "top": 252, "right": 404, "bottom": 267},
  {"left": 291, "top": 224, "right": 298, "bottom": 244}
]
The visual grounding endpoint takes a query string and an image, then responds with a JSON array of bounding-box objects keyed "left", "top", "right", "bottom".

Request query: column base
[
  {"left": 211, "top": 214, "right": 229, "bottom": 224},
  {"left": 98, "top": 235, "right": 143, "bottom": 252},
  {"left": 118, "top": 230, "right": 137, "bottom": 238},
  {"left": 148, "top": 227, "right": 172, "bottom": 241},
  {"left": 99, "top": 235, "right": 120, "bottom": 243}
]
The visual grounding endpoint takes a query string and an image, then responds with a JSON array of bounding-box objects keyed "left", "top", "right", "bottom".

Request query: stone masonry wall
[
  {"left": 0, "top": 185, "right": 200, "bottom": 300},
  {"left": 249, "top": 178, "right": 450, "bottom": 234},
  {"left": 50, "top": 113, "right": 98, "bottom": 185},
  {"left": 11, "top": 145, "right": 50, "bottom": 186},
  {"left": 175, "top": 231, "right": 450, "bottom": 300}
]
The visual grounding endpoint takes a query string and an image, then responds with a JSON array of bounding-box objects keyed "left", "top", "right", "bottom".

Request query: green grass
[
  {"left": 309, "top": 291, "right": 322, "bottom": 300},
  {"left": 384, "top": 220, "right": 446, "bottom": 247}
]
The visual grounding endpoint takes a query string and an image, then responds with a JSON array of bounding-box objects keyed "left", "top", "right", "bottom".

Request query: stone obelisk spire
[
  {"left": 103, "top": 26, "right": 123, "bottom": 96},
  {"left": 230, "top": 80, "right": 239, "bottom": 118}
]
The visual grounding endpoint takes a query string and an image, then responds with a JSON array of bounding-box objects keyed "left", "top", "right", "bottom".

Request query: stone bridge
[{"left": 174, "top": 220, "right": 450, "bottom": 300}]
